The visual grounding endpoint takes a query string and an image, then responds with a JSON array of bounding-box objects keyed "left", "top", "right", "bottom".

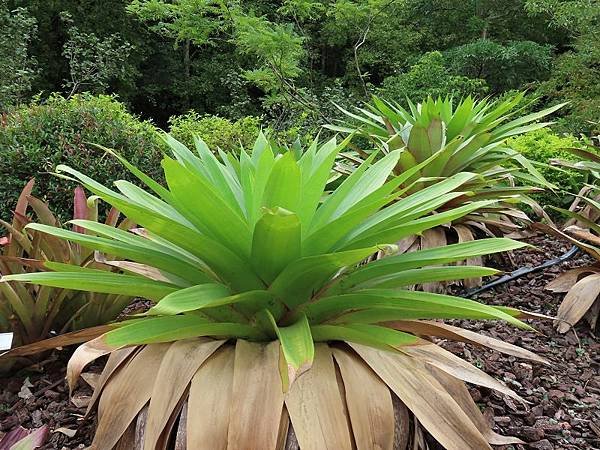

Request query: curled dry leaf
[
  {"left": 351, "top": 343, "right": 492, "bottom": 450},
  {"left": 556, "top": 273, "right": 600, "bottom": 333},
  {"left": 53, "top": 427, "right": 77, "bottom": 438},
  {"left": 387, "top": 320, "right": 548, "bottom": 364},
  {"left": 546, "top": 267, "right": 600, "bottom": 293},
  {"left": 401, "top": 342, "right": 525, "bottom": 403}
]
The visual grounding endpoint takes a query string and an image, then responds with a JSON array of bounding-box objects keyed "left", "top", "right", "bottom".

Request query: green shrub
[
  {"left": 508, "top": 129, "right": 585, "bottom": 207},
  {"left": 445, "top": 39, "right": 552, "bottom": 92},
  {"left": 379, "top": 52, "right": 488, "bottom": 102},
  {"left": 0, "top": 93, "right": 165, "bottom": 221},
  {"left": 168, "top": 112, "right": 261, "bottom": 153}
]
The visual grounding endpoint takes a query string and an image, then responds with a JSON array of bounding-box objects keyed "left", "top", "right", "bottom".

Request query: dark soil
[
  {"left": 1, "top": 234, "right": 599, "bottom": 449},
  {"left": 0, "top": 354, "right": 101, "bottom": 449}
]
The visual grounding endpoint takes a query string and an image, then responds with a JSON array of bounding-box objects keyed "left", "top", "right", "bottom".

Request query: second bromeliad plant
[
  {"left": 331, "top": 93, "right": 564, "bottom": 289},
  {"left": 2, "top": 130, "right": 548, "bottom": 449}
]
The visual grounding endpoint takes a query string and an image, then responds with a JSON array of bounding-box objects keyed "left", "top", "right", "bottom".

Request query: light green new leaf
[
  {"left": 162, "top": 157, "right": 252, "bottom": 257},
  {"left": 266, "top": 311, "right": 314, "bottom": 391},
  {"left": 261, "top": 151, "right": 302, "bottom": 212},
  {"left": 349, "top": 266, "right": 499, "bottom": 290},
  {"left": 306, "top": 290, "right": 531, "bottom": 329},
  {"left": 103, "top": 316, "right": 263, "bottom": 348},
  {"left": 146, "top": 283, "right": 231, "bottom": 315},
  {"left": 2, "top": 270, "right": 178, "bottom": 301},
  {"left": 270, "top": 246, "right": 380, "bottom": 309},
  {"left": 311, "top": 323, "right": 418, "bottom": 351},
  {"left": 339, "top": 238, "right": 526, "bottom": 290},
  {"left": 251, "top": 208, "right": 301, "bottom": 284}
]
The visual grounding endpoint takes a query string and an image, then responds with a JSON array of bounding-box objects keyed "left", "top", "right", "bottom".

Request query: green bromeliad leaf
[
  {"left": 331, "top": 94, "right": 566, "bottom": 204},
  {"left": 311, "top": 323, "right": 419, "bottom": 350},
  {"left": 266, "top": 311, "right": 314, "bottom": 391},
  {"left": 102, "top": 315, "right": 264, "bottom": 347},
  {"left": 3, "top": 270, "right": 178, "bottom": 301},
  {"left": 251, "top": 208, "right": 301, "bottom": 284},
  {"left": 303, "top": 289, "right": 532, "bottom": 330}
]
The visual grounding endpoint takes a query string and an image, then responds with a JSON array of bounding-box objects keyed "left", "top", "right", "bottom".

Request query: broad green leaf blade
[
  {"left": 265, "top": 311, "right": 314, "bottom": 391},
  {"left": 104, "top": 316, "right": 264, "bottom": 348},
  {"left": 251, "top": 208, "right": 301, "bottom": 284},
  {"left": 90, "top": 144, "right": 172, "bottom": 202},
  {"left": 146, "top": 283, "right": 231, "bottom": 315},
  {"left": 297, "top": 136, "right": 344, "bottom": 230},
  {"left": 162, "top": 157, "right": 252, "bottom": 257},
  {"left": 55, "top": 165, "right": 264, "bottom": 290},
  {"left": 25, "top": 223, "right": 211, "bottom": 285},
  {"left": 305, "top": 290, "right": 532, "bottom": 329},
  {"left": 147, "top": 288, "right": 273, "bottom": 318},
  {"left": 303, "top": 150, "right": 446, "bottom": 255},
  {"left": 339, "top": 172, "right": 478, "bottom": 244},
  {"left": 261, "top": 152, "right": 302, "bottom": 212},
  {"left": 340, "top": 201, "right": 495, "bottom": 250},
  {"left": 269, "top": 246, "right": 380, "bottom": 309},
  {"left": 193, "top": 135, "right": 245, "bottom": 215},
  {"left": 491, "top": 103, "right": 566, "bottom": 139},
  {"left": 2, "top": 270, "right": 178, "bottom": 301},
  {"left": 309, "top": 151, "right": 380, "bottom": 230},
  {"left": 349, "top": 266, "right": 499, "bottom": 290}
]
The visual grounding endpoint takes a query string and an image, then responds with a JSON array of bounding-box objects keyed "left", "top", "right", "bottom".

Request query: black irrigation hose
[{"left": 463, "top": 245, "right": 581, "bottom": 298}]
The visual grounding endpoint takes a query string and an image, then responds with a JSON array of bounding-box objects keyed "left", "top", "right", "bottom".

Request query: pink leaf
[
  {"left": 73, "top": 186, "right": 89, "bottom": 234},
  {"left": 0, "top": 426, "right": 48, "bottom": 450}
]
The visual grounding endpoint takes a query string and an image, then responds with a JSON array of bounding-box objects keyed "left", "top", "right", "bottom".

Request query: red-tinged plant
[{"left": 0, "top": 180, "right": 134, "bottom": 358}]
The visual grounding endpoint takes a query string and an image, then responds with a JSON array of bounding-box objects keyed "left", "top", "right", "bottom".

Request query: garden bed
[{"left": 0, "top": 234, "right": 598, "bottom": 450}]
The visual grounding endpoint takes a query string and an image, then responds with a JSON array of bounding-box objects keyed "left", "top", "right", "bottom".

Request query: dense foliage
[
  {"left": 0, "top": 94, "right": 165, "bottom": 220},
  {"left": 0, "top": 0, "right": 596, "bottom": 135},
  {"left": 508, "top": 129, "right": 586, "bottom": 207},
  {"left": 168, "top": 112, "right": 261, "bottom": 153}
]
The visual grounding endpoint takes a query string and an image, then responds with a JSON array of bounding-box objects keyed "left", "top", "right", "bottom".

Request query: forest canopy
[{"left": 1, "top": 0, "right": 598, "bottom": 134}]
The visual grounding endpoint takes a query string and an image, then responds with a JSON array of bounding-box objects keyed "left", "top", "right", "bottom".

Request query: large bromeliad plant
[
  {"left": 328, "top": 94, "right": 564, "bottom": 289},
  {"left": 2, "top": 134, "right": 546, "bottom": 449}
]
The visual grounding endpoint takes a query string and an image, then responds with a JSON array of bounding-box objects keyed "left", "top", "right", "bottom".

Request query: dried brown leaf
[
  {"left": 187, "top": 346, "right": 235, "bottom": 450},
  {"left": 143, "top": 338, "right": 225, "bottom": 450},
  {"left": 351, "top": 343, "right": 491, "bottom": 450},
  {"left": 546, "top": 266, "right": 600, "bottom": 293},
  {"left": 90, "top": 344, "right": 170, "bottom": 450},
  {"left": 227, "top": 340, "right": 285, "bottom": 450},
  {"left": 285, "top": 344, "right": 353, "bottom": 450},
  {"left": 557, "top": 273, "right": 600, "bottom": 333},
  {"left": 387, "top": 320, "right": 547, "bottom": 364},
  {"left": 333, "top": 347, "right": 394, "bottom": 450}
]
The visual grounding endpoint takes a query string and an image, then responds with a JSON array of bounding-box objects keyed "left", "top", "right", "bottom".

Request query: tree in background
[
  {"left": 61, "top": 12, "right": 134, "bottom": 98},
  {"left": 2, "top": 0, "right": 595, "bottom": 135},
  {"left": 379, "top": 51, "right": 488, "bottom": 101},
  {"left": 445, "top": 39, "right": 552, "bottom": 92},
  {"left": 527, "top": 0, "right": 600, "bottom": 134},
  {"left": 0, "top": 1, "right": 37, "bottom": 109}
]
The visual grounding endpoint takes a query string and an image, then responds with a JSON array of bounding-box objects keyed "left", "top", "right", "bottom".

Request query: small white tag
[{"left": 0, "top": 332, "right": 13, "bottom": 351}]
